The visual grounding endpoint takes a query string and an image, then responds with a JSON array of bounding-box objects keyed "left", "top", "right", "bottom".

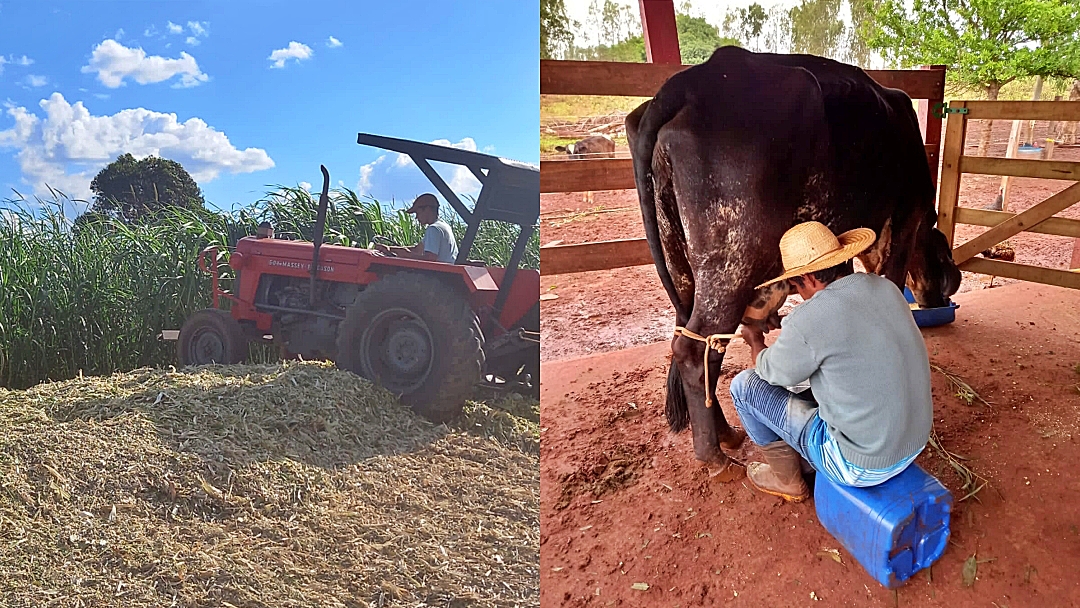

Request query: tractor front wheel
[
  {"left": 177, "top": 308, "right": 248, "bottom": 366},
  {"left": 336, "top": 272, "right": 484, "bottom": 423}
]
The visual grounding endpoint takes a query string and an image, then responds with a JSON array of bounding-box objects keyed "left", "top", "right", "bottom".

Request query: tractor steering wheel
[{"left": 370, "top": 234, "right": 399, "bottom": 257}]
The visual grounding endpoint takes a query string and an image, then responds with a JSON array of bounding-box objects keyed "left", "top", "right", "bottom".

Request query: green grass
[
  {"left": 0, "top": 186, "right": 537, "bottom": 390},
  {"left": 540, "top": 94, "right": 649, "bottom": 124}
]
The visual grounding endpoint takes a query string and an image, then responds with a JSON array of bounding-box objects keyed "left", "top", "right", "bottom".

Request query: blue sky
[{"left": 0, "top": 0, "right": 539, "bottom": 216}]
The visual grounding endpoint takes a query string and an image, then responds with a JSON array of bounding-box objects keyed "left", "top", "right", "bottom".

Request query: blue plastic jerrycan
[{"left": 814, "top": 463, "right": 952, "bottom": 588}]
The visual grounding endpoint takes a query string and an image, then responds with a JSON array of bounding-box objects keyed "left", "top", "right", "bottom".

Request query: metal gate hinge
[{"left": 933, "top": 103, "right": 969, "bottom": 119}]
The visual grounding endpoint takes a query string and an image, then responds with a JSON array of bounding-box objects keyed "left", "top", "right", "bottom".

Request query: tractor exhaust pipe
[{"left": 310, "top": 165, "right": 330, "bottom": 306}]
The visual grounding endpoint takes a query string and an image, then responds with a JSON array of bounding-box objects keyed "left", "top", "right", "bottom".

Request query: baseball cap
[{"left": 405, "top": 193, "right": 439, "bottom": 214}]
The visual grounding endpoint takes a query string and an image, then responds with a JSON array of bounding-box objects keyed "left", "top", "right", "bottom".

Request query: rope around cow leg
[{"left": 673, "top": 326, "right": 738, "bottom": 409}]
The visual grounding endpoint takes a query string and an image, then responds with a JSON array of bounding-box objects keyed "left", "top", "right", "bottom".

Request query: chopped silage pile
[{"left": 0, "top": 361, "right": 539, "bottom": 608}]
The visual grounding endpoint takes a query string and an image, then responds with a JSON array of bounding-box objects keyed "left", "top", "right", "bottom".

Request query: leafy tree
[
  {"left": 677, "top": 13, "right": 740, "bottom": 64},
  {"left": 788, "top": 0, "right": 845, "bottom": 57},
  {"left": 868, "top": 0, "right": 1080, "bottom": 155},
  {"left": 541, "top": 0, "right": 574, "bottom": 59},
  {"left": 90, "top": 153, "right": 205, "bottom": 223},
  {"left": 569, "top": 7, "right": 738, "bottom": 65},
  {"left": 724, "top": 3, "right": 769, "bottom": 51}
]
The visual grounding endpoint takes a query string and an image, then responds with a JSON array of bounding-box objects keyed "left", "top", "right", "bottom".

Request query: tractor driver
[{"left": 374, "top": 193, "right": 459, "bottom": 263}]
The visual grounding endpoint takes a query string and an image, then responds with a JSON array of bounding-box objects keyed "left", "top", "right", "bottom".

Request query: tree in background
[
  {"left": 90, "top": 153, "right": 205, "bottom": 223},
  {"left": 788, "top": 0, "right": 845, "bottom": 57},
  {"left": 569, "top": 1, "right": 738, "bottom": 65},
  {"left": 869, "top": 0, "right": 1080, "bottom": 155},
  {"left": 678, "top": 13, "right": 740, "bottom": 64},
  {"left": 541, "top": 0, "right": 575, "bottom": 59},
  {"left": 723, "top": 3, "right": 769, "bottom": 51}
]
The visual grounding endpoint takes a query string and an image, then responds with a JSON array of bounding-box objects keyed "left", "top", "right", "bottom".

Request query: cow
[
  {"left": 556, "top": 134, "right": 618, "bottom": 205},
  {"left": 625, "top": 47, "right": 961, "bottom": 479},
  {"left": 554, "top": 134, "right": 616, "bottom": 159}
]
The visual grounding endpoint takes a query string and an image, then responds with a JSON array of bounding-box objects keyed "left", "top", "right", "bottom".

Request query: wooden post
[
  {"left": 1048, "top": 95, "right": 1063, "bottom": 139},
  {"left": 1019, "top": 76, "right": 1044, "bottom": 145},
  {"left": 1000, "top": 119, "right": 1023, "bottom": 212},
  {"left": 917, "top": 65, "right": 947, "bottom": 202},
  {"left": 638, "top": 0, "right": 681, "bottom": 64},
  {"left": 936, "top": 101, "right": 969, "bottom": 247},
  {"left": 1042, "top": 138, "right": 1056, "bottom": 160}
]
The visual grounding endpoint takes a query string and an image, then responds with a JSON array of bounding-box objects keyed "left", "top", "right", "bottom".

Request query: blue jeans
[
  {"left": 729, "top": 369, "right": 920, "bottom": 487},
  {"left": 729, "top": 368, "right": 826, "bottom": 472}
]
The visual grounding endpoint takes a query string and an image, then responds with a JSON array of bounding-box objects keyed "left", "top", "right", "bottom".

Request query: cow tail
[
  {"left": 665, "top": 356, "right": 689, "bottom": 433},
  {"left": 628, "top": 77, "right": 693, "bottom": 434},
  {"left": 627, "top": 79, "right": 691, "bottom": 323}
]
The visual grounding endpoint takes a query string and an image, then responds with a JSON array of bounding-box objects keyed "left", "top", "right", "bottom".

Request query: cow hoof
[
  {"left": 721, "top": 428, "right": 747, "bottom": 451},
  {"left": 707, "top": 460, "right": 746, "bottom": 483}
]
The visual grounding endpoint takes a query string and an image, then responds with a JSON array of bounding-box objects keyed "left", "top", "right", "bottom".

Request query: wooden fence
[
  {"left": 540, "top": 59, "right": 947, "bottom": 276},
  {"left": 936, "top": 100, "right": 1080, "bottom": 290}
]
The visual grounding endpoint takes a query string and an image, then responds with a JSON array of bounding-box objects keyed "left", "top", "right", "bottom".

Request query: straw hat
[{"left": 756, "top": 221, "right": 877, "bottom": 289}]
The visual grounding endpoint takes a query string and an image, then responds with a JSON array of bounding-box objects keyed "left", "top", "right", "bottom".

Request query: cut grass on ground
[{"left": 0, "top": 361, "right": 539, "bottom": 608}]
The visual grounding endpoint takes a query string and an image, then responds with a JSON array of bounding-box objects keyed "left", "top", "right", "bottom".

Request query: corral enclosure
[{"left": 538, "top": 11, "right": 1080, "bottom": 605}]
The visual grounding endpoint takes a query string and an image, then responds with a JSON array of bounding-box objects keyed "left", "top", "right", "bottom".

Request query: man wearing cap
[
  {"left": 730, "top": 221, "right": 932, "bottom": 503},
  {"left": 374, "top": 193, "right": 459, "bottom": 263}
]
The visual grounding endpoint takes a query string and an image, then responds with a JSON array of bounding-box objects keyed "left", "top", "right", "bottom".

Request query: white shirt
[{"left": 422, "top": 220, "right": 458, "bottom": 263}]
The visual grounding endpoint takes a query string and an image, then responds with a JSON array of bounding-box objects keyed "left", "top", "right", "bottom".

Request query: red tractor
[{"left": 168, "top": 134, "right": 539, "bottom": 421}]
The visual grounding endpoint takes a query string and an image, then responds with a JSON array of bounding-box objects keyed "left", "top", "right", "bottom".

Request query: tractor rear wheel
[
  {"left": 336, "top": 272, "right": 484, "bottom": 423},
  {"left": 177, "top": 308, "right": 248, "bottom": 366}
]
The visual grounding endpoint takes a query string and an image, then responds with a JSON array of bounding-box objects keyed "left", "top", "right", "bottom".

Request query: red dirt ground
[
  {"left": 539, "top": 118, "right": 1080, "bottom": 605},
  {"left": 540, "top": 282, "right": 1080, "bottom": 607}
]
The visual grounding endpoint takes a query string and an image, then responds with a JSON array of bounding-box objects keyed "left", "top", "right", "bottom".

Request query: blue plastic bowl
[{"left": 902, "top": 287, "right": 959, "bottom": 328}]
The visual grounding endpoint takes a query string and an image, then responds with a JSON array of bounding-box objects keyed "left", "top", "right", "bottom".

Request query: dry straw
[{"left": 0, "top": 361, "right": 538, "bottom": 607}]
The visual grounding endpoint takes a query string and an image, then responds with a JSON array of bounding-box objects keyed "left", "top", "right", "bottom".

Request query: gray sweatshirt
[{"left": 756, "top": 272, "right": 932, "bottom": 469}]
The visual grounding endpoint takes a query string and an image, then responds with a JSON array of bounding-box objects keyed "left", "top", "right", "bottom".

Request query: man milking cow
[
  {"left": 624, "top": 47, "right": 958, "bottom": 496},
  {"left": 730, "top": 221, "right": 933, "bottom": 502}
]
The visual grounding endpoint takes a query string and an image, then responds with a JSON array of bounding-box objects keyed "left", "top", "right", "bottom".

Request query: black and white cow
[{"left": 625, "top": 47, "right": 961, "bottom": 475}]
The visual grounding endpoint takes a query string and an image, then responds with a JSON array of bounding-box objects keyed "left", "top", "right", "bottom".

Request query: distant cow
[
  {"left": 626, "top": 47, "right": 961, "bottom": 474},
  {"left": 554, "top": 134, "right": 616, "bottom": 159}
]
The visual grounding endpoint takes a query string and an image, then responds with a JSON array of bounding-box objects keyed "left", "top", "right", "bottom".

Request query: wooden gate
[
  {"left": 936, "top": 100, "right": 1080, "bottom": 290},
  {"left": 540, "top": 60, "right": 947, "bottom": 276}
]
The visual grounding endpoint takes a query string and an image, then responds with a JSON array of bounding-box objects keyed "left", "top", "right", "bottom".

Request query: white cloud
[
  {"left": 299, "top": 181, "right": 312, "bottom": 191},
  {"left": 0, "top": 93, "right": 275, "bottom": 199},
  {"left": 357, "top": 154, "right": 386, "bottom": 194},
  {"left": 359, "top": 137, "right": 485, "bottom": 198},
  {"left": 187, "top": 21, "right": 208, "bottom": 37},
  {"left": 115, "top": 28, "right": 125, "bottom": 39},
  {"left": 166, "top": 21, "right": 183, "bottom": 34},
  {"left": 393, "top": 137, "right": 483, "bottom": 194},
  {"left": 0, "top": 54, "right": 33, "bottom": 75},
  {"left": 327, "top": 36, "right": 343, "bottom": 48},
  {"left": 25, "top": 75, "right": 47, "bottom": 87},
  {"left": 94, "top": 93, "right": 110, "bottom": 100},
  {"left": 268, "top": 41, "right": 313, "bottom": 68},
  {"left": 186, "top": 36, "right": 199, "bottom": 46},
  {"left": 144, "top": 25, "right": 158, "bottom": 37},
  {"left": 81, "top": 40, "right": 209, "bottom": 88}
]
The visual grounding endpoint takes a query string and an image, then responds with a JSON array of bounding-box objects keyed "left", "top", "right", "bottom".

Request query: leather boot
[{"left": 747, "top": 441, "right": 810, "bottom": 503}]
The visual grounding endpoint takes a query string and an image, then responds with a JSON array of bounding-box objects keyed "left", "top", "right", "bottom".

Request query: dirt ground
[
  {"left": 539, "top": 118, "right": 1080, "bottom": 605},
  {"left": 540, "top": 119, "right": 1080, "bottom": 362},
  {"left": 540, "top": 282, "right": 1080, "bottom": 607}
]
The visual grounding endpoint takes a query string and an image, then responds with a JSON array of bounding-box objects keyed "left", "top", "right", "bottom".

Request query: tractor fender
[{"left": 367, "top": 261, "right": 499, "bottom": 295}]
